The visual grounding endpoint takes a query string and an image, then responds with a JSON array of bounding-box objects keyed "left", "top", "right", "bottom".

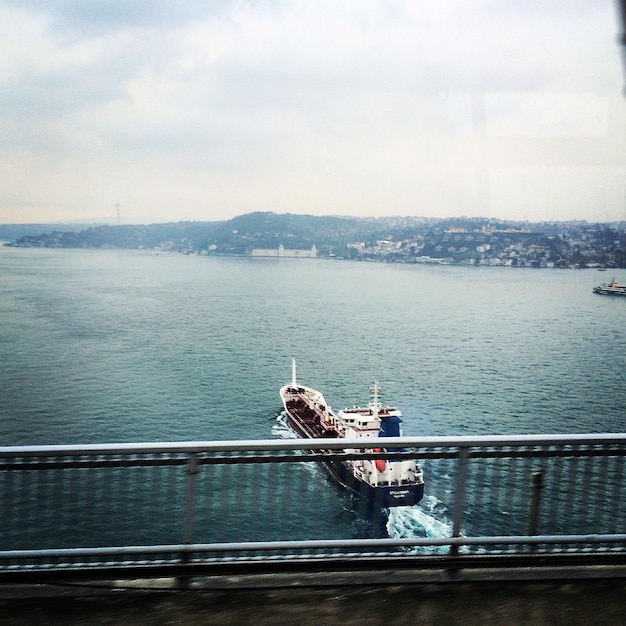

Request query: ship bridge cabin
[{"left": 337, "top": 410, "right": 380, "bottom": 439}]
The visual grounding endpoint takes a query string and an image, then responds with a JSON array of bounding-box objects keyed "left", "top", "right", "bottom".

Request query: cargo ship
[{"left": 279, "top": 360, "right": 424, "bottom": 508}]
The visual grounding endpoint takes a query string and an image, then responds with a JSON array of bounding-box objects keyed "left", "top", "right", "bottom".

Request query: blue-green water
[{"left": 1, "top": 246, "right": 625, "bottom": 446}]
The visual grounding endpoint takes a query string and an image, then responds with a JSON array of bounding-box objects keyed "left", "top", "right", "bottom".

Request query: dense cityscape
[{"left": 344, "top": 222, "right": 626, "bottom": 268}]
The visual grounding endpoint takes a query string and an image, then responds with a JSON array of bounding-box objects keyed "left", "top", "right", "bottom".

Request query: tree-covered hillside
[{"left": 6, "top": 212, "right": 431, "bottom": 254}]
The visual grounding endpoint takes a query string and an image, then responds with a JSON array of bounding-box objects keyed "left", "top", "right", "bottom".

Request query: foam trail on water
[
  {"left": 272, "top": 412, "right": 298, "bottom": 439},
  {"left": 387, "top": 495, "right": 452, "bottom": 542}
]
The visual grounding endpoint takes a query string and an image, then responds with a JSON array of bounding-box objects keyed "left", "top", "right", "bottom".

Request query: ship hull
[
  {"left": 593, "top": 281, "right": 626, "bottom": 296},
  {"left": 325, "top": 457, "right": 425, "bottom": 508},
  {"left": 281, "top": 386, "right": 424, "bottom": 509},
  {"left": 593, "top": 287, "right": 626, "bottom": 296}
]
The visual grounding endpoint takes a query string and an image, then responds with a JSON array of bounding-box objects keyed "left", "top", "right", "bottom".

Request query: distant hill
[
  {"left": 3, "top": 212, "right": 625, "bottom": 268},
  {"left": 5, "top": 221, "right": 221, "bottom": 252},
  {"left": 204, "top": 212, "right": 432, "bottom": 253},
  {"left": 3, "top": 212, "right": 434, "bottom": 254},
  {"left": 0, "top": 223, "right": 95, "bottom": 242}
]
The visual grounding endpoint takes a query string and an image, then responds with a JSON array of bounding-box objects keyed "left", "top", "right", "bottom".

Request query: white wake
[
  {"left": 272, "top": 411, "right": 298, "bottom": 439},
  {"left": 386, "top": 495, "right": 452, "bottom": 544}
]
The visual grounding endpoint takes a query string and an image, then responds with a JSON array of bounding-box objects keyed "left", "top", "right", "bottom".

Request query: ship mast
[
  {"left": 291, "top": 358, "right": 297, "bottom": 386},
  {"left": 370, "top": 382, "right": 380, "bottom": 418}
]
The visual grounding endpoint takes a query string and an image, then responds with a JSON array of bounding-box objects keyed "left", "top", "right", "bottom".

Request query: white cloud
[
  {"left": 490, "top": 166, "right": 626, "bottom": 222},
  {"left": 484, "top": 93, "right": 609, "bottom": 137},
  {"left": 0, "top": 0, "right": 625, "bottom": 224}
]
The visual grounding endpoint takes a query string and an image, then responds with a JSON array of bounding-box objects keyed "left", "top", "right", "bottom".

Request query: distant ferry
[
  {"left": 593, "top": 279, "right": 626, "bottom": 297},
  {"left": 279, "top": 360, "right": 424, "bottom": 508}
]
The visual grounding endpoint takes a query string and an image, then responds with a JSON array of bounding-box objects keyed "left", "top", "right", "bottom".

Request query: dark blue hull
[{"left": 325, "top": 458, "right": 424, "bottom": 508}]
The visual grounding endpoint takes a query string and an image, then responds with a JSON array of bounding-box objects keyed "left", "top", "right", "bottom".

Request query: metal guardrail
[{"left": 1, "top": 434, "right": 625, "bottom": 579}]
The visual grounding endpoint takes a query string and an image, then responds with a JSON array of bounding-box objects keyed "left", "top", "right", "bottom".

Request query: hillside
[
  {"left": 4, "top": 212, "right": 626, "bottom": 268},
  {"left": 5, "top": 212, "right": 430, "bottom": 254}
]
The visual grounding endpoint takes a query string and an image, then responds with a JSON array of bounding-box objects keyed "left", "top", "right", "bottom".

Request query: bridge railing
[{"left": 1, "top": 434, "right": 625, "bottom": 578}]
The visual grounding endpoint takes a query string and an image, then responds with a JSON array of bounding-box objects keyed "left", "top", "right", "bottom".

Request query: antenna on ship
[
  {"left": 369, "top": 382, "right": 380, "bottom": 418},
  {"left": 291, "top": 358, "right": 297, "bottom": 386}
]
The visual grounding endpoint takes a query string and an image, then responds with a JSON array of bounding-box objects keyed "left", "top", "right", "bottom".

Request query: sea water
[{"left": 1, "top": 246, "right": 625, "bottom": 540}]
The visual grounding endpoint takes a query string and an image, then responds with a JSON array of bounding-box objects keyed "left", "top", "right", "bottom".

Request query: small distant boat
[
  {"left": 279, "top": 359, "right": 424, "bottom": 508},
  {"left": 593, "top": 278, "right": 626, "bottom": 297}
]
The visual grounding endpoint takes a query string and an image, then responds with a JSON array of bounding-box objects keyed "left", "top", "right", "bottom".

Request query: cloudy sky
[{"left": 1, "top": 1, "right": 625, "bottom": 225}]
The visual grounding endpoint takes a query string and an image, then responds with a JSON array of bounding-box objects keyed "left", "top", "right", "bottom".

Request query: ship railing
[{"left": 1, "top": 433, "right": 626, "bottom": 580}]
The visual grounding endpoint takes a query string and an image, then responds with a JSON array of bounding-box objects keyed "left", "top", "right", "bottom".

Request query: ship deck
[{"left": 284, "top": 397, "right": 340, "bottom": 439}]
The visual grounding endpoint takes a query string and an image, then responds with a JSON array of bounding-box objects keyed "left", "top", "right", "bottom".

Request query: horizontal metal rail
[
  {"left": 3, "top": 432, "right": 626, "bottom": 455},
  {"left": 1, "top": 434, "right": 625, "bottom": 578},
  {"left": 3, "top": 533, "right": 626, "bottom": 560}
]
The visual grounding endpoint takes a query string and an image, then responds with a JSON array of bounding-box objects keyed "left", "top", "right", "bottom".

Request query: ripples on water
[
  {"left": 1, "top": 247, "right": 624, "bottom": 444},
  {"left": 1, "top": 247, "right": 625, "bottom": 539}
]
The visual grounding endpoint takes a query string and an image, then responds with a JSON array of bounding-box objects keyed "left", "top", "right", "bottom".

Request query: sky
[{"left": 1, "top": 1, "right": 625, "bottom": 225}]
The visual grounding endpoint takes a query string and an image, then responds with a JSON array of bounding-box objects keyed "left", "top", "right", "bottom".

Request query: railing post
[
  {"left": 449, "top": 447, "right": 470, "bottom": 557},
  {"left": 182, "top": 452, "right": 200, "bottom": 544},
  {"left": 179, "top": 452, "right": 200, "bottom": 587},
  {"left": 528, "top": 469, "right": 544, "bottom": 536}
]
